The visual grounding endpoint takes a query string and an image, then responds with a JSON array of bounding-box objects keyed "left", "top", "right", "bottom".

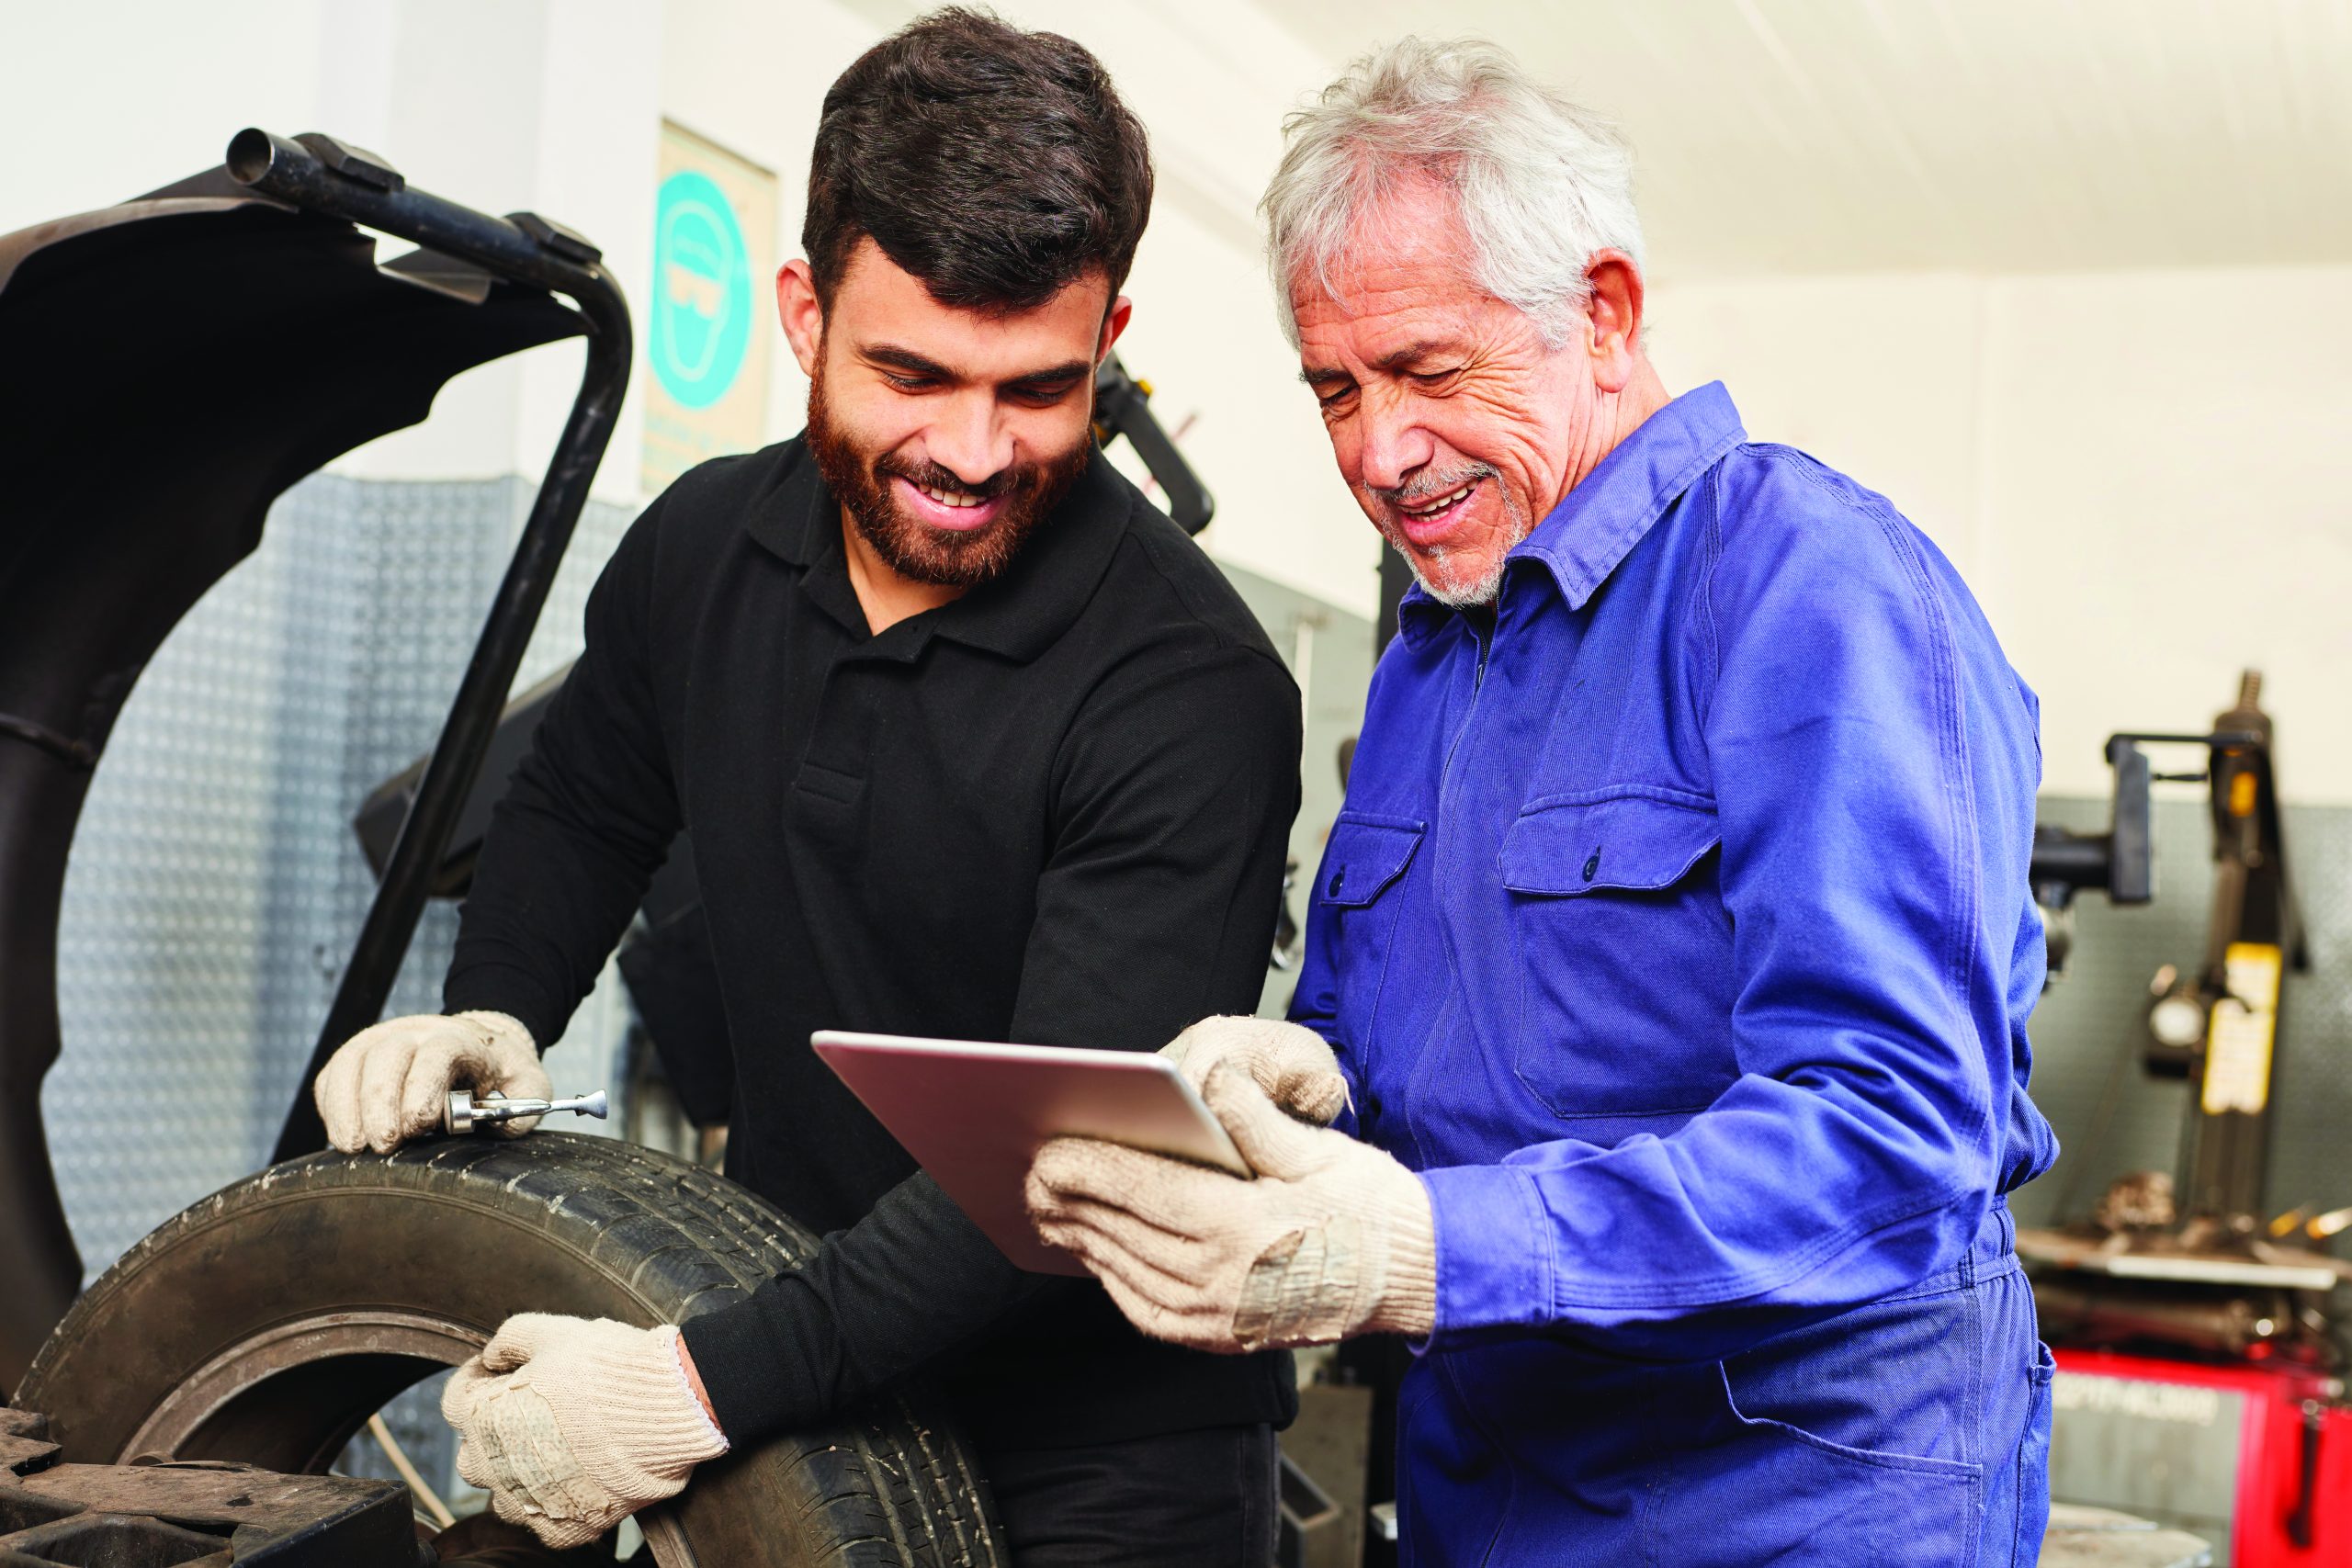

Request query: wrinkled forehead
[{"left": 1284, "top": 176, "right": 1493, "bottom": 350}]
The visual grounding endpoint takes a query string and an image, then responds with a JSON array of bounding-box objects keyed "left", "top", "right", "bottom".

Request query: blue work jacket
[{"left": 1293, "top": 384, "right": 2060, "bottom": 1565}]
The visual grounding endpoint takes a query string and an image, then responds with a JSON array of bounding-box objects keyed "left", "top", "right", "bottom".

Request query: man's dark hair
[{"left": 805, "top": 7, "right": 1154, "bottom": 312}]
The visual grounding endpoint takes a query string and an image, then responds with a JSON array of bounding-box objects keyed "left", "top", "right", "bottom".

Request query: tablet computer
[{"left": 810, "top": 1030, "right": 1250, "bottom": 1276}]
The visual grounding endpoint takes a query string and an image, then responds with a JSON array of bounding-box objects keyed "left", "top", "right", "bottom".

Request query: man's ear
[
  {"left": 1582, "top": 251, "right": 1644, "bottom": 394},
  {"left": 1096, "top": 294, "right": 1134, "bottom": 364},
  {"left": 775, "top": 259, "right": 824, "bottom": 379}
]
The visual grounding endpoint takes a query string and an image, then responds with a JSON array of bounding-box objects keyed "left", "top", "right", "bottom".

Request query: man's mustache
[
  {"left": 1372, "top": 463, "right": 1498, "bottom": 510},
  {"left": 876, "top": 455, "right": 1023, "bottom": 500}
]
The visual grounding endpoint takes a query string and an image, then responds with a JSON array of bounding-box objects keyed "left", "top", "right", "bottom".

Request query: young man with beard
[{"left": 308, "top": 11, "right": 1301, "bottom": 1562}]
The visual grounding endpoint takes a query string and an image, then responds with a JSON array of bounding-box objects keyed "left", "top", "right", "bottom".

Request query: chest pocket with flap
[
  {"left": 1320, "top": 813, "right": 1424, "bottom": 907},
  {"left": 1499, "top": 789, "right": 1721, "bottom": 895},
  {"left": 1498, "top": 789, "right": 1737, "bottom": 1124},
  {"left": 1314, "top": 812, "right": 1425, "bottom": 1046}
]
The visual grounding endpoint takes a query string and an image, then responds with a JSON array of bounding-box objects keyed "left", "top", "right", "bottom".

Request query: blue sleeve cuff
[{"left": 1420, "top": 1163, "right": 1555, "bottom": 1341}]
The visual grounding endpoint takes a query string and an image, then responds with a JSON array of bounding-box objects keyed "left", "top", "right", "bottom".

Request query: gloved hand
[
  {"left": 314, "top": 1010, "right": 548, "bottom": 1155},
  {"left": 1160, "top": 1015, "right": 1349, "bottom": 1126},
  {"left": 1026, "top": 1061, "right": 1436, "bottom": 1352},
  {"left": 441, "top": 1314, "right": 729, "bottom": 1549}
]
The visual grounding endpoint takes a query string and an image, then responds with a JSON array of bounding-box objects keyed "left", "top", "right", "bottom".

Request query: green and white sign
[
  {"left": 651, "top": 169, "right": 752, "bottom": 409},
  {"left": 641, "top": 122, "right": 775, "bottom": 493}
]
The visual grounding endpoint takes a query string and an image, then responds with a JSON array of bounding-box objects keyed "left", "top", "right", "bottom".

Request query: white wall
[
  {"left": 0, "top": 2, "right": 325, "bottom": 226},
  {"left": 1649, "top": 265, "right": 2352, "bottom": 803}
]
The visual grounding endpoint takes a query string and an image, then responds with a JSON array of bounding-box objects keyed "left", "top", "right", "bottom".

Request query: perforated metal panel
[
  {"left": 2013, "top": 794, "right": 2352, "bottom": 1247},
  {"left": 46, "top": 475, "right": 638, "bottom": 1283}
]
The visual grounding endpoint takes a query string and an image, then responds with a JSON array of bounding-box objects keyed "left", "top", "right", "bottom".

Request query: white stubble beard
[{"left": 1385, "top": 486, "right": 1533, "bottom": 610}]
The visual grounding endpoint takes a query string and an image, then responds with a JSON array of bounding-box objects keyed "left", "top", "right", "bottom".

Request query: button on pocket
[{"left": 1498, "top": 788, "right": 1736, "bottom": 1125}]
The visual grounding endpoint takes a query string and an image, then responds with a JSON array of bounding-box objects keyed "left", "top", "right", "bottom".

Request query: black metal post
[
  {"left": 2183, "top": 679, "right": 2289, "bottom": 1230},
  {"left": 1092, "top": 355, "right": 1213, "bottom": 535},
  {"left": 242, "top": 130, "right": 634, "bottom": 1161}
]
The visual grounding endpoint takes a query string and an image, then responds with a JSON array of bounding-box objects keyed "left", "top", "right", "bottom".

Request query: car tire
[{"left": 15, "top": 1132, "right": 1004, "bottom": 1567}]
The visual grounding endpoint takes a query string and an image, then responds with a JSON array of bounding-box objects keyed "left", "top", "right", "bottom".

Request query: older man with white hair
[{"left": 1029, "top": 35, "right": 2059, "bottom": 1566}]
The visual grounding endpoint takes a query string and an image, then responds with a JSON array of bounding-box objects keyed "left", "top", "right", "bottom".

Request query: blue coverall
[{"left": 1291, "top": 384, "right": 2059, "bottom": 1565}]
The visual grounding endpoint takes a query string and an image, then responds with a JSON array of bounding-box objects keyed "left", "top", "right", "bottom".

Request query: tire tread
[{"left": 19, "top": 1133, "right": 1003, "bottom": 1567}]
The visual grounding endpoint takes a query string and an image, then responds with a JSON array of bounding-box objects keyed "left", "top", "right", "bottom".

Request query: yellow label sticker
[
  {"left": 2202, "top": 942, "right": 2282, "bottom": 1115},
  {"left": 2229, "top": 769, "right": 2258, "bottom": 818}
]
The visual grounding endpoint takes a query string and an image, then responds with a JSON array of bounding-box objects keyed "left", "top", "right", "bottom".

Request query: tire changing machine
[{"left": 2022, "top": 674, "right": 2352, "bottom": 1565}]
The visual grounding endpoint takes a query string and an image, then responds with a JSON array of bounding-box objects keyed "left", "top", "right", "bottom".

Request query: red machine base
[{"left": 2051, "top": 1348, "right": 2349, "bottom": 1565}]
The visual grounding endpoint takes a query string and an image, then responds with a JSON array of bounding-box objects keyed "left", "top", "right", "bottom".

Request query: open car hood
[
  {"left": 0, "top": 137, "right": 617, "bottom": 1386},
  {"left": 0, "top": 172, "right": 583, "bottom": 760}
]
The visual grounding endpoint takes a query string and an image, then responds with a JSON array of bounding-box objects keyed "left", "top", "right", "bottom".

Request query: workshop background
[{"left": 2, "top": 1, "right": 2349, "bottom": 1560}]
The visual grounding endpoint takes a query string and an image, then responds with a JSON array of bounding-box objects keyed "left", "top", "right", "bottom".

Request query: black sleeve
[
  {"left": 681, "top": 638, "right": 1302, "bottom": 1444},
  {"left": 444, "top": 499, "right": 682, "bottom": 1044}
]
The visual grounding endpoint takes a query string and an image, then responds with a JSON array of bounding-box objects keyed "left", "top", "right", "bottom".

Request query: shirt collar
[
  {"left": 746, "top": 439, "right": 1130, "bottom": 662},
  {"left": 1395, "top": 381, "right": 1746, "bottom": 648}
]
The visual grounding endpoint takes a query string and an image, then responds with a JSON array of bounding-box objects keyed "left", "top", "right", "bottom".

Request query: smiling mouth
[
  {"left": 893, "top": 473, "right": 1006, "bottom": 532},
  {"left": 1389, "top": 475, "right": 1485, "bottom": 545},
  {"left": 1399, "top": 479, "right": 1477, "bottom": 520}
]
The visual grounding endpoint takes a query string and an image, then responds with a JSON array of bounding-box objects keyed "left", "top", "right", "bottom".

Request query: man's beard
[
  {"left": 1369, "top": 465, "right": 1532, "bottom": 610},
  {"left": 1398, "top": 546, "right": 1513, "bottom": 611},
  {"left": 806, "top": 369, "right": 1092, "bottom": 591}
]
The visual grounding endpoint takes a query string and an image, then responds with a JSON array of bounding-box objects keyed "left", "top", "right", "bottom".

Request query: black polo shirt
[{"left": 446, "top": 437, "right": 1302, "bottom": 1449}]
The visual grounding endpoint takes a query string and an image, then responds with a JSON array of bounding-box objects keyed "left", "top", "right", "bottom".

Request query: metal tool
[{"left": 444, "top": 1088, "right": 607, "bottom": 1135}]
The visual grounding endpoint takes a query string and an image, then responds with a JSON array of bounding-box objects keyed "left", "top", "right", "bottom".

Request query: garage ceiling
[{"left": 1252, "top": 0, "right": 2352, "bottom": 279}]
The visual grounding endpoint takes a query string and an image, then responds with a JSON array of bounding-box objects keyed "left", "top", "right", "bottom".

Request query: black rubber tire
[{"left": 16, "top": 1133, "right": 1005, "bottom": 1568}]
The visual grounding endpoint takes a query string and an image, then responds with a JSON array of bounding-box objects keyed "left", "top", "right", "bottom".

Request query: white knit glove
[
  {"left": 1026, "top": 1061, "right": 1436, "bottom": 1352},
  {"left": 314, "top": 1010, "right": 548, "bottom": 1154},
  {"left": 1160, "top": 1016, "right": 1350, "bottom": 1126},
  {"left": 442, "top": 1314, "right": 729, "bottom": 1550}
]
